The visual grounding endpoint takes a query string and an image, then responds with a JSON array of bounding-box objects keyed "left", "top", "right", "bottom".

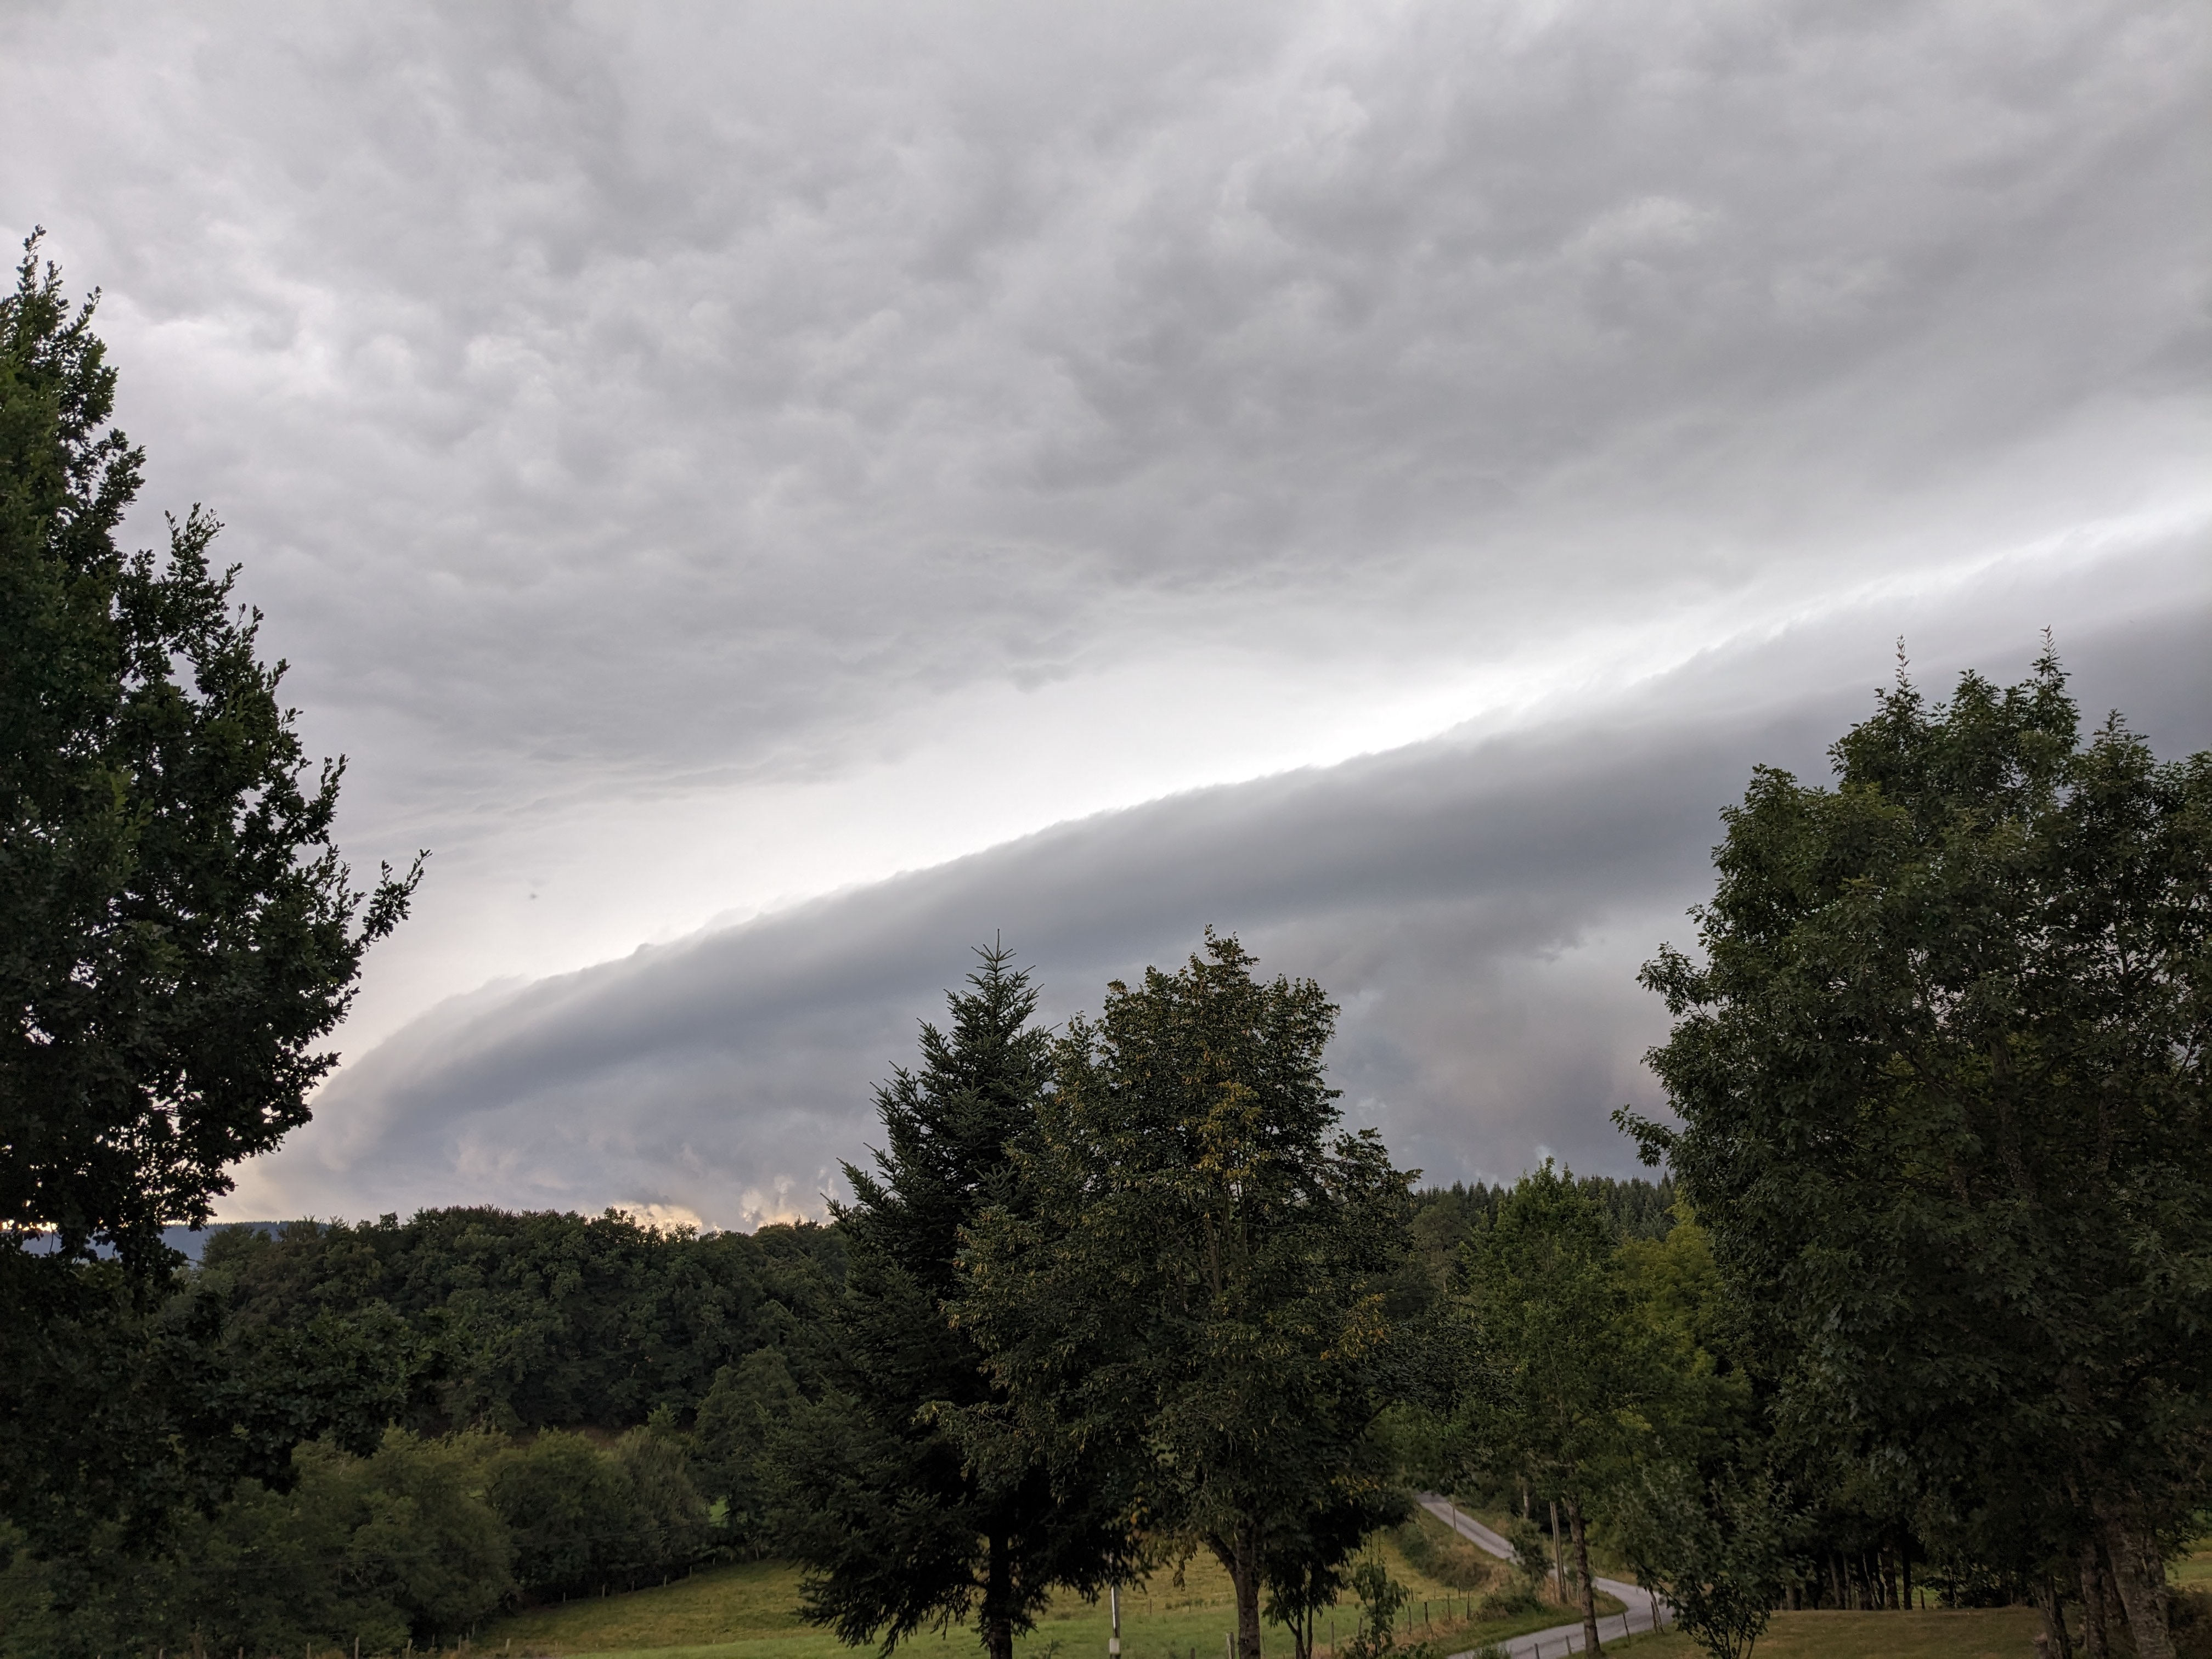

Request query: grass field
[
  {"left": 1600, "top": 1607, "right": 2042, "bottom": 1658},
  {"left": 2176, "top": 1542, "right": 2212, "bottom": 1590},
  {"left": 476, "top": 1526, "right": 1621, "bottom": 1659},
  {"left": 475, "top": 1533, "right": 2212, "bottom": 1659}
]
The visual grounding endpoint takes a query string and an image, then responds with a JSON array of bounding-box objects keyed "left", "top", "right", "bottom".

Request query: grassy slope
[
  {"left": 477, "top": 1528, "right": 1621, "bottom": 1659},
  {"left": 2175, "top": 1543, "right": 2212, "bottom": 1590},
  {"left": 1606, "top": 1607, "right": 2042, "bottom": 1658},
  {"left": 478, "top": 1532, "right": 2212, "bottom": 1658}
]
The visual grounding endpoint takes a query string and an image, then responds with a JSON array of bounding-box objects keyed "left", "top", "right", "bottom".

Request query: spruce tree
[
  {"left": 958, "top": 933, "right": 1414, "bottom": 1659},
  {"left": 774, "top": 945, "right": 1130, "bottom": 1659}
]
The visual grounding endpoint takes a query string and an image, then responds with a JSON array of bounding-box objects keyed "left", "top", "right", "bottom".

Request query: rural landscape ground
[{"left": 452, "top": 1515, "right": 2212, "bottom": 1659}]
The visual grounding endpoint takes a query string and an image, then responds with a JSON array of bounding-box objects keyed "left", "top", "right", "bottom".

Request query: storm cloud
[
  {"left": 2, "top": 0, "right": 2204, "bottom": 1223},
  {"left": 253, "top": 586, "right": 2210, "bottom": 1227}
]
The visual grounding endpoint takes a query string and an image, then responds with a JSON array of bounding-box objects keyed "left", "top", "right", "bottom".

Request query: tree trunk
[
  {"left": 983, "top": 1534, "right": 1013, "bottom": 1659},
  {"left": 2095, "top": 1505, "right": 2172, "bottom": 1659},
  {"left": 2032, "top": 1577, "right": 2074, "bottom": 1659},
  {"left": 1227, "top": 1526, "right": 1264, "bottom": 1659},
  {"left": 1568, "top": 1498, "right": 1602, "bottom": 1655},
  {"left": 2078, "top": 1539, "right": 2108, "bottom": 1659}
]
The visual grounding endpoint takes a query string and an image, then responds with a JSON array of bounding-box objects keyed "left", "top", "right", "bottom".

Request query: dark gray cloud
[
  {"left": 7, "top": 1, "right": 2203, "bottom": 777},
  {"left": 2, "top": 1, "right": 2203, "bottom": 1219},
  {"left": 251, "top": 593, "right": 2212, "bottom": 1225}
]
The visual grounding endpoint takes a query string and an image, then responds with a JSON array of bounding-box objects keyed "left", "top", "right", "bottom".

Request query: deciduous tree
[
  {"left": 1456, "top": 1162, "right": 1656, "bottom": 1655},
  {"left": 1627, "top": 652, "right": 2212, "bottom": 1659},
  {"left": 1, "top": 231, "right": 421, "bottom": 1544},
  {"left": 1, "top": 235, "right": 421, "bottom": 1273}
]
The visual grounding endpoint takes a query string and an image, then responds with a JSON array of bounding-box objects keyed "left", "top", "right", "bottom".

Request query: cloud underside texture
[
  {"left": 7, "top": 0, "right": 2204, "bottom": 798},
  {"left": 277, "top": 597, "right": 2212, "bottom": 1229},
  {"left": 3, "top": 1, "right": 2203, "bottom": 1223}
]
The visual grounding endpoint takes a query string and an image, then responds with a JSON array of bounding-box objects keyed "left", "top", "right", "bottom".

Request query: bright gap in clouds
[{"left": 340, "top": 493, "right": 2208, "bottom": 1059}]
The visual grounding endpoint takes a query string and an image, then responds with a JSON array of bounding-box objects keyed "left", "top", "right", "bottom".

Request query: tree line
[{"left": 5, "top": 236, "right": 2207, "bottom": 1659}]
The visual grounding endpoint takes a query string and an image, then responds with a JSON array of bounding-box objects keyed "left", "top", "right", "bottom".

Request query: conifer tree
[
  {"left": 958, "top": 933, "right": 1413, "bottom": 1659},
  {"left": 775, "top": 945, "right": 1130, "bottom": 1659}
]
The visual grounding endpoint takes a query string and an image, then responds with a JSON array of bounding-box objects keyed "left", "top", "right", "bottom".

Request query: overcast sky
[{"left": 5, "top": 0, "right": 2207, "bottom": 1229}]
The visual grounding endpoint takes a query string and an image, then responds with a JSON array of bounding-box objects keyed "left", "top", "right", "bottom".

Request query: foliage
[
  {"left": 1410, "top": 1177, "right": 1678, "bottom": 1288},
  {"left": 1627, "top": 653, "right": 2212, "bottom": 1656},
  {"left": 0, "top": 232, "right": 421, "bottom": 1277},
  {"left": 200, "top": 1205, "right": 846, "bottom": 1437},
  {"left": 487, "top": 1427, "right": 709, "bottom": 1599},
  {"left": 1328, "top": 1555, "right": 1437, "bottom": 1659},
  {"left": 1501, "top": 1516, "right": 1552, "bottom": 1595},
  {"left": 0, "top": 1422, "right": 718, "bottom": 1655},
  {"left": 1388, "top": 1511, "right": 1497, "bottom": 1592},
  {"left": 960, "top": 932, "right": 1414, "bottom": 1659},
  {"left": 693, "top": 1346, "right": 803, "bottom": 1550},
  {"left": 0, "top": 1250, "right": 415, "bottom": 1553},
  {"left": 770, "top": 946, "right": 1131, "bottom": 1659},
  {"left": 1454, "top": 1161, "right": 1661, "bottom": 1652},
  {"left": 1617, "top": 1460, "right": 1790, "bottom": 1659},
  {"left": 0, "top": 233, "right": 422, "bottom": 1548},
  {"left": 0, "top": 1431, "right": 510, "bottom": 1658}
]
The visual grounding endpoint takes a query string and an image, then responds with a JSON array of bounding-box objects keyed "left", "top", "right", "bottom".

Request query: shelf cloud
[{"left": 249, "top": 586, "right": 2210, "bottom": 1227}]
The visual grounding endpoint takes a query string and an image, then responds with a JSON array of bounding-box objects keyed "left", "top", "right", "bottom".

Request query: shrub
[{"left": 1477, "top": 1584, "right": 1543, "bottom": 1618}]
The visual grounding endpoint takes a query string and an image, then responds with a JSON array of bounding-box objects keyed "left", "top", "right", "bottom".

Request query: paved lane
[{"left": 1412, "top": 1493, "right": 1672, "bottom": 1657}]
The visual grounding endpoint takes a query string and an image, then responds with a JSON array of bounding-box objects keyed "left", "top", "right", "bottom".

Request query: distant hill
[{"left": 21, "top": 1221, "right": 295, "bottom": 1262}]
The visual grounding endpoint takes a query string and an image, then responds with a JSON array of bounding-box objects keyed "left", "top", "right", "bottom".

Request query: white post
[{"left": 1109, "top": 1584, "right": 1121, "bottom": 1658}]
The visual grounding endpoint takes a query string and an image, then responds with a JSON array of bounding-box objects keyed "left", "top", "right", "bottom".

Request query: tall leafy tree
[
  {"left": 1457, "top": 1162, "right": 1656, "bottom": 1655},
  {"left": 1, "top": 233, "right": 420, "bottom": 1539},
  {"left": 1626, "top": 652, "right": 2212, "bottom": 1659},
  {"left": 774, "top": 945, "right": 1129, "bottom": 1659},
  {"left": 1, "top": 235, "right": 421, "bottom": 1272},
  {"left": 958, "top": 933, "right": 1413, "bottom": 1659}
]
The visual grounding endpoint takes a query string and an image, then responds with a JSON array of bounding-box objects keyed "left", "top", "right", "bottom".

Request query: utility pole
[{"left": 1109, "top": 1584, "right": 1121, "bottom": 1658}]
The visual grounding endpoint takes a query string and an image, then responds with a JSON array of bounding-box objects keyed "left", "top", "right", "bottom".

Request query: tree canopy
[
  {"left": 958, "top": 932, "right": 1414, "bottom": 1659},
  {"left": 1456, "top": 1161, "right": 1658, "bottom": 1655},
  {"left": 1627, "top": 651, "right": 2212, "bottom": 1658},
  {"left": 1, "top": 234, "right": 421, "bottom": 1274},
  {"left": 1, "top": 232, "right": 423, "bottom": 1555},
  {"left": 773, "top": 945, "right": 1131, "bottom": 1659}
]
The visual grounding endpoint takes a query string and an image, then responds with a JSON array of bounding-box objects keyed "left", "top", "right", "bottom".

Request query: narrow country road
[{"left": 1412, "top": 1493, "right": 1673, "bottom": 1657}]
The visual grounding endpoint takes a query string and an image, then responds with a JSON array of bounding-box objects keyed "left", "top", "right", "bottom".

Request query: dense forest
[{"left": 0, "top": 1179, "right": 1667, "bottom": 1652}]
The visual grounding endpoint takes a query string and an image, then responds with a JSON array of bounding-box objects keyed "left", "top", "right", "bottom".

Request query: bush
[
  {"left": 486, "top": 1426, "right": 710, "bottom": 1599},
  {"left": 2171, "top": 1587, "right": 2212, "bottom": 1659},
  {"left": 488, "top": 1431, "right": 625, "bottom": 1595},
  {"left": 1477, "top": 1584, "right": 1543, "bottom": 1618},
  {"left": 0, "top": 1430, "right": 509, "bottom": 1659},
  {"left": 690, "top": 1346, "right": 802, "bottom": 1551}
]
